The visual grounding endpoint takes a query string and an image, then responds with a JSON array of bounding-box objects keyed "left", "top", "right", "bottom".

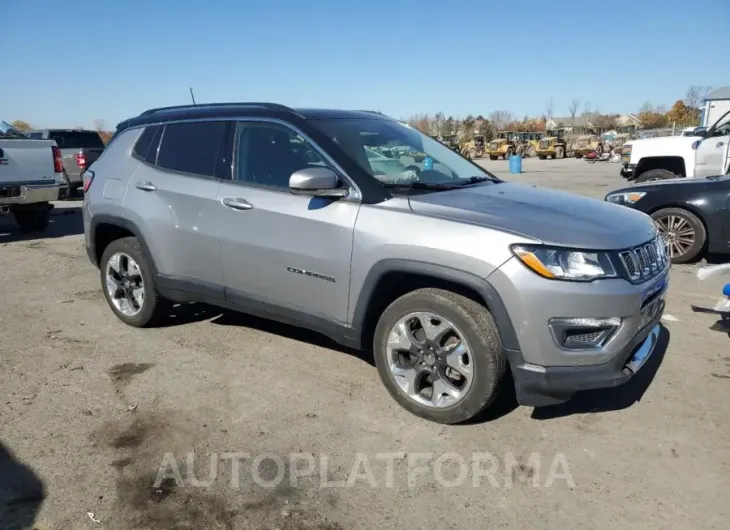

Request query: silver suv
[{"left": 83, "top": 103, "right": 669, "bottom": 424}]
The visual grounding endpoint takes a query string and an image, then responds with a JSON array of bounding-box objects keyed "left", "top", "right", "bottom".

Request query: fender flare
[
  {"left": 89, "top": 214, "right": 158, "bottom": 275},
  {"left": 351, "top": 259, "right": 520, "bottom": 352}
]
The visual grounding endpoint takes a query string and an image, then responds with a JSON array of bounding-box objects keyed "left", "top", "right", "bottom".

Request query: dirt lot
[{"left": 1, "top": 158, "right": 729, "bottom": 530}]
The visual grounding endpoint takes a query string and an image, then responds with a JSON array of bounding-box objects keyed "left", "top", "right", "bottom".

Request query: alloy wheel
[
  {"left": 386, "top": 312, "right": 473, "bottom": 408},
  {"left": 105, "top": 252, "right": 145, "bottom": 316},
  {"left": 654, "top": 215, "right": 695, "bottom": 259}
]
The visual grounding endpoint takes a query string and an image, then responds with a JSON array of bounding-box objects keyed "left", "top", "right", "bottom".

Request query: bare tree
[
  {"left": 685, "top": 85, "right": 714, "bottom": 109},
  {"left": 545, "top": 97, "right": 554, "bottom": 128},
  {"left": 93, "top": 119, "right": 106, "bottom": 132},
  {"left": 488, "top": 110, "right": 513, "bottom": 130},
  {"left": 568, "top": 98, "right": 580, "bottom": 126}
]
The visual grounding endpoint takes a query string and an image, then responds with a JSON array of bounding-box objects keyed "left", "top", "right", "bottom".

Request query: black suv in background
[{"left": 28, "top": 129, "right": 105, "bottom": 196}]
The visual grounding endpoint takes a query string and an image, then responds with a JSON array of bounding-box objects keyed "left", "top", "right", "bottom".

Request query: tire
[
  {"left": 634, "top": 168, "right": 679, "bottom": 183},
  {"left": 575, "top": 153, "right": 582, "bottom": 159},
  {"left": 555, "top": 146, "right": 565, "bottom": 159},
  {"left": 651, "top": 207, "right": 706, "bottom": 264},
  {"left": 13, "top": 207, "right": 50, "bottom": 233},
  {"left": 538, "top": 155, "right": 546, "bottom": 160},
  {"left": 99, "top": 236, "right": 167, "bottom": 327},
  {"left": 504, "top": 149, "right": 513, "bottom": 160},
  {"left": 373, "top": 288, "right": 507, "bottom": 424},
  {"left": 489, "top": 155, "right": 498, "bottom": 161}
]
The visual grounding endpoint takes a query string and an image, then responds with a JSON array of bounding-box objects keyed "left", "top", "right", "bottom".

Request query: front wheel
[
  {"left": 634, "top": 168, "right": 679, "bottom": 183},
  {"left": 373, "top": 288, "right": 507, "bottom": 424},
  {"left": 651, "top": 208, "right": 706, "bottom": 264},
  {"left": 555, "top": 146, "right": 565, "bottom": 159},
  {"left": 489, "top": 155, "right": 498, "bottom": 160}
]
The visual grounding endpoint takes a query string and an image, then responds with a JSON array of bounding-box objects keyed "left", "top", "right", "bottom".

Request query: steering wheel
[{"left": 404, "top": 164, "right": 421, "bottom": 175}]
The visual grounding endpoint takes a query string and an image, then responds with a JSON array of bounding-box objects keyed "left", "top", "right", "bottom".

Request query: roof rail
[{"left": 139, "top": 102, "right": 299, "bottom": 117}]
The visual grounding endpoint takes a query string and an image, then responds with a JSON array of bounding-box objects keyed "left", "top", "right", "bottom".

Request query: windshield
[{"left": 313, "top": 118, "right": 498, "bottom": 186}]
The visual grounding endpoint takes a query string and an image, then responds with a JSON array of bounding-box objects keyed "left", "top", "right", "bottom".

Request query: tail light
[
  {"left": 52, "top": 146, "right": 63, "bottom": 173},
  {"left": 82, "top": 170, "right": 95, "bottom": 193},
  {"left": 75, "top": 153, "right": 87, "bottom": 169}
]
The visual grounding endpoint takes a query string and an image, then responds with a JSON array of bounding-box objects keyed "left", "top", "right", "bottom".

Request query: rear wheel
[
  {"left": 504, "top": 148, "right": 513, "bottom": 160},
  {"left": 651, "top": 208, "right": 706, "bottom": 264},
  {"left": 538, "top": 155, "right": 547, "bottom": 160},
  {"left": 575, "top": 153, "right": 583, "bottom": 159},
  {"left": 13, "top": 206, "right": 50, "bottom": 233},
  {"left": 555, "top": 146, "right": 565, "bottom": 159},
  {"left": 489, "top": 155, "right": 498, "bottom": 161},
  {"left": 373, "top": 288, "right": 506, "bottom": 424},
  {"left": 100, "top": 237, "right": 167, "bottom": 327}
]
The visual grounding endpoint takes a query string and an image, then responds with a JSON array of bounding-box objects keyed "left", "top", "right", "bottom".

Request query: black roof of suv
[{"left": 116, "top": 103, "right": 391, "bottom": 133}]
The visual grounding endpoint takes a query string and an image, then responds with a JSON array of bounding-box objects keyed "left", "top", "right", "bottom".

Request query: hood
[
  {"left": 630, "top": 135, "right": 698, "bottom": 150},
  {"left": 621, "top": 175, "right": 730, "bottom": 192},
  {"left": 407, "top": 182, "right": 656, "bottom": 250}
]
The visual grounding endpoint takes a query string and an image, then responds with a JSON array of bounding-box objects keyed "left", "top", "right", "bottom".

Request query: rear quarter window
[{"left": 132, "top": 126, "right": 163, "bottom": 164}]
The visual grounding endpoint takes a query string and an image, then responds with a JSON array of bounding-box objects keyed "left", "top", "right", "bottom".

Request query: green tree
[{"left": 10, "top": 120, "right": 33, "bottom": 132}]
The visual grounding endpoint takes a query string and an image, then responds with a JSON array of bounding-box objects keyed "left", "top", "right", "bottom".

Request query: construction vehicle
[
  {"left": 440, "top": 134, "right": 460, "bottom": 152},
  {"left": 527, "top": 132, "right": 544, "bottom": 157},
  {"left": 572, "top": 134, "right": 604, "bottom": 158},
  {"left": 460, "top": 135, "right": 487, "bottom": 159},
  {"left": 535, "top": 128, "right": 569, "bottom": 160},
  {"left": 486, "top": 131, "right": 516, "bottom": 160}
]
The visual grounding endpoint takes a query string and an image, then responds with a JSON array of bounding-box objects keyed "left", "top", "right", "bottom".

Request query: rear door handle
[
  {"left": 222, "top": 197, "right": 254, "bottom": 211},
  {"left": 135, "top": 181, "right": 157, "bottom": 192}
]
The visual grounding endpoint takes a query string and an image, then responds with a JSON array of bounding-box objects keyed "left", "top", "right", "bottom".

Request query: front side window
[
  {"left": 235, "top": 123, "right": 329, "bottom": 189},
  {"left": 156, "top": 121, "right": 227, "bottom": 178},
  {"left": 313, "top": 118, "right": 500, "bottom": 188}
]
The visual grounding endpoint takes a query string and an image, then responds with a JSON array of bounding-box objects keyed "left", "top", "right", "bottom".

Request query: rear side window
[
  {"left": 49, "top": 130, "right": 105, "bottom": 149},
  {"left": 132, "top": 126, "right": 162, "bottom": 163},
  {"left": 156, "top": 121, "right": 227, "bottom": 178}
]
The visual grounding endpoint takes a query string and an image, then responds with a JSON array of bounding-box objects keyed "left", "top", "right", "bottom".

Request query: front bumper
[
  {"left": 487, "top": 255, "right": 669, "bottom": 406},
  {"left": 0, "top": 182, "right": 61, "bottom": 205},
  {"left": 511, "top": 317, "right": 663, "bottom": 407},
  {"left": 621, "top": 163, "right": 636, "bottom": 179}
]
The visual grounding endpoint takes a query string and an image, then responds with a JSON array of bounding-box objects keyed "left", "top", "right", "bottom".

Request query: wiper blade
[
  {"left": 455, "top": 176, "right": 502, "bottom": 186},
  {"left": 382, "top": 182, "right": 459, "bottom": 190}
]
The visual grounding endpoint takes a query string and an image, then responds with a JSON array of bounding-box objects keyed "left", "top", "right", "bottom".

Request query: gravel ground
[{"left": 1, "top": 158, "right": 729, "bottom": 530}]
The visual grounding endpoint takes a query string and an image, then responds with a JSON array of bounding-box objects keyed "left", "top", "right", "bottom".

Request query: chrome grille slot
[{"left": 618, "top": 236, "right": 668, "bottom": 283}]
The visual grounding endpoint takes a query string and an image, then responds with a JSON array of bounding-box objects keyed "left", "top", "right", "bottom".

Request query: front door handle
[
  {"left": 135, "top": 181, "right": 157, "bottom": 192},
  {"left": 222, "top": 197, "right": 254, "bottom": 211},
  {"left": 717, "top": 141, "right": 726, "bottom": 148}
]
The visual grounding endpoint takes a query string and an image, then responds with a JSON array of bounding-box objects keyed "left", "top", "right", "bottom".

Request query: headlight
[
  {"left": 512, "top": 245, "right": 617, "bottom": 281},
  {"left": 605, "top": 191, "right": 646, "bottom": 205}
]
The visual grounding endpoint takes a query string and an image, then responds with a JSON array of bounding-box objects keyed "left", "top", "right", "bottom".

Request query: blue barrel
[
  {"left": 509, "top": 154, "right": 522, "bottom": 174},
  {"left": 723, "top": 283, "right": 730, "bottom": 297}
]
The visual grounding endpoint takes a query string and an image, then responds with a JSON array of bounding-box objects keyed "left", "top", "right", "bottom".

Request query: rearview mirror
[{"left": 289, "top": 167, "right": 348, "bottom": 198}]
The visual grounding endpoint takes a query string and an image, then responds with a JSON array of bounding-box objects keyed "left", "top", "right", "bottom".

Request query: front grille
[
  {"left": 489, "top": 142, "right": 499, "bottom": 150},
  {"left": 539, "top": 140, "right": 550, "bottom": 149},
  {"left": 618, "top": 237, "right": 668, "bottom": 282}
]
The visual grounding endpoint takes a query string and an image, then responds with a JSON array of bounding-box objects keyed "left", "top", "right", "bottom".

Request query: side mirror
[{"left": 289, "top": 167, "right": 349, "bottom": 198}]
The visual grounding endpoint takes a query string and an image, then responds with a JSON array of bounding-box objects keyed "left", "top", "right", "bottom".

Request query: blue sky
[{"left": 3, "top": 0, "right": 727, "bottom": 129}]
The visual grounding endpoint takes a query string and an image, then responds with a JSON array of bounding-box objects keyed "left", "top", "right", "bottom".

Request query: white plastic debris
[
  {"left": 661, "top": 314, "right": 679, "bottom": 322},
  {"left": 87, "top": 512, "right": 101, "bottom": 523}
]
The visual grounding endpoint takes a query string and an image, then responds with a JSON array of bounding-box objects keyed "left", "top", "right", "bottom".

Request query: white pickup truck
[
  {"left": 0, "top": 121, "right": 64, "bottom": 232},
  {"left": 620, "top": 109, "right": 730, "bottom": 183}
]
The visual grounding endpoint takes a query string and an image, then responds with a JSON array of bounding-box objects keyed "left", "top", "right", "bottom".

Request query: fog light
[{"left": 549, "top": 317, "right": 621, "bottom": 351}]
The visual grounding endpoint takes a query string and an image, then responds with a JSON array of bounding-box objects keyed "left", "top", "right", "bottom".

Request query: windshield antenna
[{"left": 189, "top": 87, "right": 197, "bottom": 105}]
